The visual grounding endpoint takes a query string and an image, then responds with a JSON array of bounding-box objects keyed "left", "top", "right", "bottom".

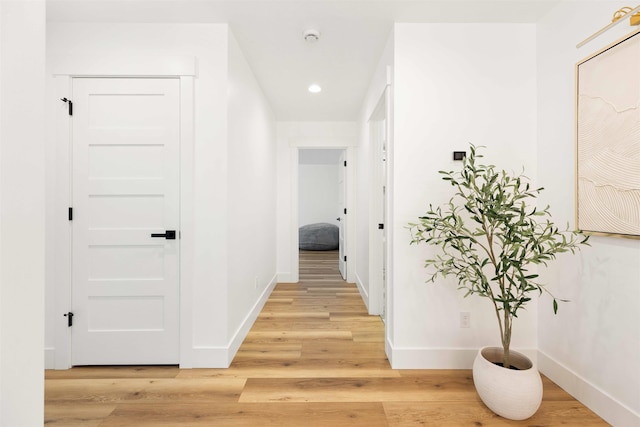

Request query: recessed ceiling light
[{"left": 308, "top": 84, "right": 322, "bottom": 93}]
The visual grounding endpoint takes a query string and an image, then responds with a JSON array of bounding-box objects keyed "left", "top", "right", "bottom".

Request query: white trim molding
[
  {"left": 227, "top": 274, "right": 278, "bottom": 363},
  {"left": 387, "top": 345, "right": 538, "bottom": 370},
  {"left": 51, "top": 55, "right": 196, "bottom": 77},
  {"left": 45, "top": 348, "right": 55, "bottom": 369},
  {"left": 178, "top": 76, "right": 196, "bottom": 369},
  {"left": 355, "top": 272, "right": 370, "bottom": 311},
  {"left": 277, "top": 272, "right": 296, "bottom": 283},
  {"left": 538, "top": 351, "right": 640, "bottom": 426},
  {"left": 288, "top": 143, "right": 357, "bottom": 284},
  {"left": 50, "top": 56, "right": 196, "bottom": 369},
  {"left": 189, "top": 274, "right": 277, "bottom": 368}
]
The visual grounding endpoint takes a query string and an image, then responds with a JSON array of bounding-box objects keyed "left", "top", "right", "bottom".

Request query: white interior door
[
  {"left": 368, "top": 89, "right": 388, "bottom": 317},
  {"left": 380, "top": 123, "right": 388, "bottom": 322},
  {"left": 338, "top": 151, "right": 346, "bottom": 279},
  {"left": 71, "top": 78, "right": 180, "bottom": 365}
]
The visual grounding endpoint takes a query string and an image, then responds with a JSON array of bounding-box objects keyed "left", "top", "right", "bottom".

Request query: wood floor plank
[
  {"left": 235, "top": 342, "right": 303, "bottom": 351},
  {"left": 244, "top": 330, "right": 353, "bottom": 340},
  {"left": 383, "top": 401, "right": 609, "bottom": 426},
  {"left": 288, "top": 298, "right": 367, "bottom": 306},
  {"left": 100, "top": 402, "right": 389, "bottom": 427},
  {"left": 45, "top": 251, "right": 607, "bottom": 426},
  {"left": 352, "top": 331, "right": 387, "bottom": 342},
  {"left": 44, "top": 403, "right": 117, "bottom": 426},
  {"left": 301, "top": 341, "right": 388, "bottom": 359},
  {"left": 263, "top": 298, "right": 294, "bottom": 304},
  {"left": 239, "top": 376, "right": 479, "bottom": 403},
  {"left": 330, "top": 313, "right": 386, "bottom": 322},
  {"left": 233, "top": 349, "right": 302, "bottom": 360},
  {"left": 258, "top": 311, "right": 330, "bottom": 318},
  {"left": 46, "top": 378, "right": 246, "bottom": 403},
  {"left": 176, "top": 359, "right": 401, "bottom": 379},
  {"left": 249, "top": 320, "right": 381, "bottom": 331},
  {"left": 45, "top": 365, "right": 180, "bottom": 380}
]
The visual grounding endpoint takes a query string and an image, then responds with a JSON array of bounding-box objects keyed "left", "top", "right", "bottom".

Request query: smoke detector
[{"left": 303, "top": 29, "right": 320, "bottom": 43}]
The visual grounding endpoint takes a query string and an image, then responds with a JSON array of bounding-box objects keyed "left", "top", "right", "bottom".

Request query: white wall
[
  {"left": 46, "top": 23, "right": 276, "bottom": 368},
  {"left": 0, "top": 1, "right": 46, "bottom": 425},
  {"left": 391, "top": 23, "right": 538, "bottom": 367},
  {"left": 537, "top": 2, "right": 640, "bottom": 425},
  {"left": 47, "top": 22, "right": 230, "bottom": 367},
  {"left": 299, "top": 163, "right": 340, "bottom": 227},
  {"left": 276, "top": 122, "right": 358, "bottom": 283},
  {"left": 226, "top": 31, "right": 277, "bottom": 357}
]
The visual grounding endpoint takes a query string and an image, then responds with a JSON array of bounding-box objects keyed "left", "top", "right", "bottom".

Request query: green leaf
[{"left": 408, "top": 143, "right": 587, "bottom": 346}]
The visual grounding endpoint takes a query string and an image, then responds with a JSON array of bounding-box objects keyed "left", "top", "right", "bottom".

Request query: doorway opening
[{"left": 297, "top": 148, "right": 347, "bottom": 282}]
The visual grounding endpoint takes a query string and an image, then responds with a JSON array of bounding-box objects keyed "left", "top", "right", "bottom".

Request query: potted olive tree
[{"left": 409, "top": 144, "right": 589, "bottom": 420}]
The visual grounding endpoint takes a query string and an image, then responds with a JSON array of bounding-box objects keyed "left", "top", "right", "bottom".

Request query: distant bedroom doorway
[{"left": 298, "top": 148, "right": 346, "bottom": 281}]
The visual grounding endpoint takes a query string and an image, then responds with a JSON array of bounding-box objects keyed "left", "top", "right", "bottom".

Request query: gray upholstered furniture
[{"left": 299, "top": 223, "right": 339, "bottom": 250}]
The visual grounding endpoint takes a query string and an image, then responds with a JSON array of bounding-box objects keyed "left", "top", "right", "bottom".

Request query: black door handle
[
  {"left": 64, "top": 312, "right": 74, "bottom": 327},
  {"left": 336, "top": 217, "right": 341, "bottom": 221},
  {"left": 151, "top": 230, "right": 176, "bottom": 240}
]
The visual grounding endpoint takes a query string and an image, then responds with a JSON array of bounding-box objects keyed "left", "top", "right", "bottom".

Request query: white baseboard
[
  {"left": 185, "top": 274, "right": 278, "bottom": 369},
  {"left": 227, "top": 274, "right": 278, "bottom": 361},
  {"left": 277, "top": 272, "right": 296, "bottom": 283},
  {"left": 44, "top": 347, "right": 55, "bottom": 369},
  {"left": 385, "top": 337, "right": 393, "bottom": 365},
  {"left": 538, "top": 351, "right": 640, "bottom": 427},
  {"left": 387, "top": 345, "right": 538, "bottom": 370},
  {"left": 355, "top": 273, "right": 370, "bottom": 310},
  {"left": 188, "top": 346, "right": 231, "bottom": 368},
  {"left": 389, "top": 347, "right": 477, "bottom": 369}
]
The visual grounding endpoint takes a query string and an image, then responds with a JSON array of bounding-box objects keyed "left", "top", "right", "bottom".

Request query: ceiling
[{"left": 47, "top": 0, "right": 562, "bottom": 121}]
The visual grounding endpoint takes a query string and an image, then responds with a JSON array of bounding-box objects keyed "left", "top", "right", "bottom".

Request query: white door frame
[
  {"left": 289, "top": 143, "right": 356, "bottom": 284},
  {"left": 368, "top": 88, "right": 389, "bottom": 316},
  {"left": 51, "top": 55, "right": 196, "bottom": 369}
]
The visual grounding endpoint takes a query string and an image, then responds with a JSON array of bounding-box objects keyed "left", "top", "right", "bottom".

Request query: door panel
[
  {"left": 71, "top": 78, "right": 180, "bottom": 365},
  {"left": 338, "top": 152, "right": 346, "bottom": 280},
  {"left": 368, "top": 88, "right": 389, "bottom": 318}
]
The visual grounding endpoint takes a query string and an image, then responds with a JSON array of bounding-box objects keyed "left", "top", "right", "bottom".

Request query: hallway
[{"left": 44, "top": 251, "right": 607, "bottom": 426}]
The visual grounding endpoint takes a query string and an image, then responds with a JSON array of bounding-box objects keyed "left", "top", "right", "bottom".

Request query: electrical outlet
[{"left": 460, "top": 312, "right": 471, "bottom": 328}]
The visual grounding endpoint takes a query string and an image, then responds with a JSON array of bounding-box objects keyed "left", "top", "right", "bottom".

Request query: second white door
[
  {"left": 338, "top": 152, "right": 346, "bottom": 279},
  {"left": 71, "top": 77, "right": 180, "bottom": 365}
]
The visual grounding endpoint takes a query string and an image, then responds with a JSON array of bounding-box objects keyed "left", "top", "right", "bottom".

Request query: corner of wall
[
  {"left": 227, "top": 274, "right": 278, "bottom": 363},
  {"left": 44, "top": 348, "right": 55, "bottom": 369},
  {"left": 538, "top": 350, "right": 640, "bottom": 426},
  {"left": 188, "top": 273, "right": 277, "bottom": 369},
  {"left": 355, "top": 273, "right": 370, "bottom": 310}
]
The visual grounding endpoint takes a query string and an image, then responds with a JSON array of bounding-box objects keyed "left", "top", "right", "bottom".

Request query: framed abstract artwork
[{"left": 576, "top": 29, "right": 640, "bottom": 238}]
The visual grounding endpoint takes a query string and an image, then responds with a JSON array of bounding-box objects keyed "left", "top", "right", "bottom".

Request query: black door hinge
[
  {"left": 378, "top": 223, "right": 384, "bottom": 230},
  {"left": 344, "top": 160, "right": 347, "bottom": 167},
  {"left": 343, "top": 208, "right": 347, "bottom": 215},
  {"left": 60, "top": 98, "right": 73, "bottom": 116},
  {"left": 64, "top": 312, "right": 74, "bottom": 327},
  {"left": 344, "top": 256, "right": 347, "bottom": 262},
  {"left": 68, "top": 207, "right": 73, "bottom": 221}
]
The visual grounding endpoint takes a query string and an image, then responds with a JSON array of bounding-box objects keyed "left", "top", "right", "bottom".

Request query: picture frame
[{"left": 576, "top": 29, "right": 640, "bottom": 238}]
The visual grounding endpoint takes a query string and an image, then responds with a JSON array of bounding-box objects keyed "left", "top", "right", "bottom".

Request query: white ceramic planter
[{"left": 472, "top": 347, "right": 543, "bottom": 420}]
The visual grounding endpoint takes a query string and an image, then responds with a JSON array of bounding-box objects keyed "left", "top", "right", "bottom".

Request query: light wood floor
[{"left": 45, "top": 250, "right": 608, "bottom": 426}]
